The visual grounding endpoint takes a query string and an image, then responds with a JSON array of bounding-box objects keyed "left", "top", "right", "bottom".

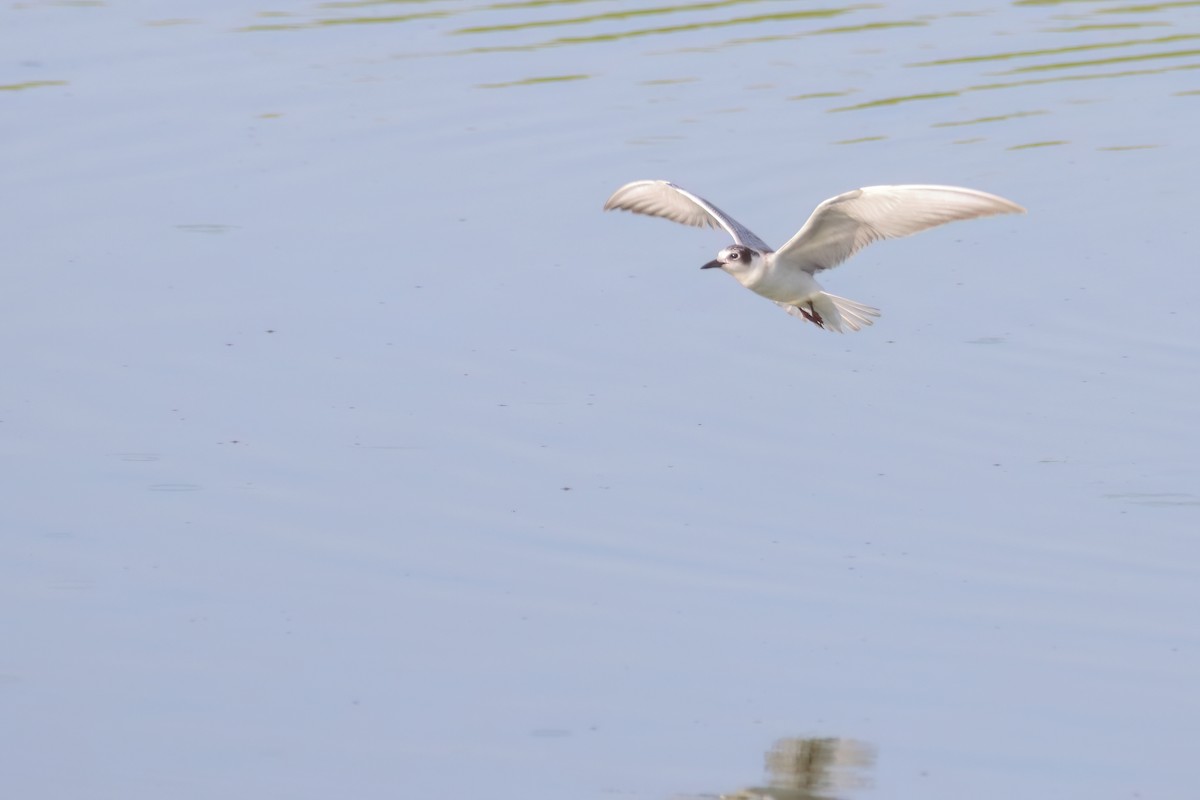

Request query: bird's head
[{"left": 701, "top": 244, "right": 761, "bottom": 277}]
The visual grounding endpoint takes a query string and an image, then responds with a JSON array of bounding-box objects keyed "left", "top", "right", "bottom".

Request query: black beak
[{"left": 700, "top": 259, "right": 722, "bottom": 270}]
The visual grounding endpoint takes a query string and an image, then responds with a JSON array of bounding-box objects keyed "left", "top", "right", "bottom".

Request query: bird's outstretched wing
[
  {"left": 603, "top": 180, "right": 771, "bottom": 252},
  {"left": 773, "top": 185, "right": 1025, "bottom": 274}
]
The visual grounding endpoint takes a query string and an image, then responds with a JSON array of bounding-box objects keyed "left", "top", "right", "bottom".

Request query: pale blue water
[{"left": 4, "top": 2, "right": 1199, "bottom": 798}]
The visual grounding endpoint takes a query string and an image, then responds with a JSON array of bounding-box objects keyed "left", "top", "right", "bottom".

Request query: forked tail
[{"left": 778, "top": 292, "right": 881, "bottom": 333}]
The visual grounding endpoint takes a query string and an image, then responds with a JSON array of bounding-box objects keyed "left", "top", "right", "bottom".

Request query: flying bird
[{"left": 603, "top": 180, "right": 1024, "bottom": 332}]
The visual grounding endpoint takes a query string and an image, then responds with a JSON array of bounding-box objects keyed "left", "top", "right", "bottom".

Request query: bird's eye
[{"left": 728, "top": 251, "right": 740, "bottom": 260}]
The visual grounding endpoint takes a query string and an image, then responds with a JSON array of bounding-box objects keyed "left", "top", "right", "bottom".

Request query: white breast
[{"left": 737, "top": 254, "right": 823, "bottom": 304}]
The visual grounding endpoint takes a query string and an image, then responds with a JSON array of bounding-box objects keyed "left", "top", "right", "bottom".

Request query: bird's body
[{"left": 603, "top": 180, "right": 1024, "bottom": 332}]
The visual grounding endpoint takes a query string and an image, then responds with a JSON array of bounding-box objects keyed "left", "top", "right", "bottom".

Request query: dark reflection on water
[
  {"left": 239, "top": 8, "right": 921, "bottom": 57},
  {"left": 232, "top": 0, "right": 1200, "bottom": 143},
  {"left": 0, "top": 79, "right": 69, "bottom": 92},
  {"left": 451, "top": 0, "right": 826, "bottom": 35},
  {"left": 831, "top": 24, "right": 1200, "bottom": 114},
  {"left": 684, "top": 736, "right": 876, "bottom": 800}
]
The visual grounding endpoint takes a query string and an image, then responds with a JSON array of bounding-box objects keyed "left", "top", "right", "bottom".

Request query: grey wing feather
[
  {"left": 603, "top": 180, "right": 771, "bottom": 252},
  {"left": 772, "top": 184, "right": 1025, "bottom": 274}
]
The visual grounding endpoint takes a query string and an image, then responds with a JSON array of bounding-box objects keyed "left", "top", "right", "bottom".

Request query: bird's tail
[{"left": 780, "top": 292, "right": 881, "bottom": 333}]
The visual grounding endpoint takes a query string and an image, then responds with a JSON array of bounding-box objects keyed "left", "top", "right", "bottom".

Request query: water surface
[{"left": 4, "top": 1, "right": 1199, "bottom": 798}]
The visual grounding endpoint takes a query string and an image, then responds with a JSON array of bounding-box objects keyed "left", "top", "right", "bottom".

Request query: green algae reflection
[{"left": 477, "top": 73, "right": 590, "bottom": 88}]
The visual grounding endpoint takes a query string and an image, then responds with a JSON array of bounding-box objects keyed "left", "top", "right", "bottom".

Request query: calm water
[{"left": 4, "top": 1, "right": 1200, "bottom": 798}]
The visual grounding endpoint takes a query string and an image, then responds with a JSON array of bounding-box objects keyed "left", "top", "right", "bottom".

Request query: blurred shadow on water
[{"left": 683, "top": 736, "right": 876, "bottom": 800}]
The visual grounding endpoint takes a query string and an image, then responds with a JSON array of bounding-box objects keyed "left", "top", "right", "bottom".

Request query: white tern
[{"left": 604, "top": 180, "right": 1024, "bottom": 332}]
